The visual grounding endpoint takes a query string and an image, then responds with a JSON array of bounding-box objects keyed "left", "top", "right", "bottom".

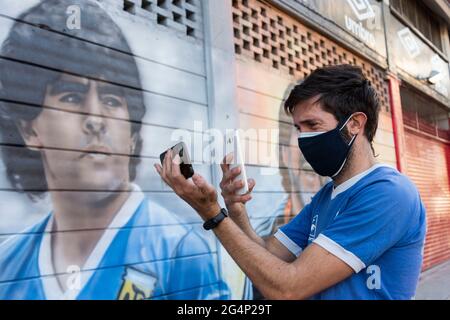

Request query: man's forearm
[
  {"left": 227, "top": 205, "right": 266, "bottom": 248},
  {"left": 212, "top": 217, "right": 301, "bottom": 300}
]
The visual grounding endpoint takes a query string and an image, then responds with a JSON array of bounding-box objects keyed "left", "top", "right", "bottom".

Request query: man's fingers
[
  {"left": 170, "top": 154, "right": 189, "bottom": 192},
  {"left": 220, "top": 153, "right": 234, "bottom": 173},
  {"left": 154, "top": 163, "right": 167, "bottom": 183},
  {"left": 222, "top": 166, "right": 241, "bottom": 187},
  {"left": 192, "top": 173, "right": 208, "bottom": 194},
  {"left": 163, "top": 149, "right": 172, "bottom": 177},
  {"left": 223, "top": 179, "right": 244, "bottom": 194},
  {"left": 248, "top": 178, "right": 256, "bottom": 193},
  {"left": 192, "top": 173, "right": 216, "bottom": 196},
  {"left": 220, "top": 158, "right": 229, "bottom": 174},
  {"left": 154, "top": 163, "right": 170, "bottom": 186},
  {"left": 221, "top": 177, "right": 255, "bottom": 205},
  {"left": 154, "top": 163, "right": 163, "bottom": 176},
  {"left": 241, "top": 193, "right": 252, "bottom": 203},
  {"left": 228, "top": 193, "right": 252, "bottom": 204},
  {"left": 171, "top": 154, "right": 183, "bottom": 177}
]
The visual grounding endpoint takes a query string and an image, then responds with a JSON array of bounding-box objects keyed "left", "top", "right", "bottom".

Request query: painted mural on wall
[
  {"left": 0, "top": 0, "right": 325, "bottom": 300},
  {"left": 0, "top": 0, "right": 231, "bottom": 300}
]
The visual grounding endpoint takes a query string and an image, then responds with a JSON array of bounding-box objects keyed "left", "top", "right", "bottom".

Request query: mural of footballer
[{"left": 0, "top": 0, "right": 229, "bottom": 300}]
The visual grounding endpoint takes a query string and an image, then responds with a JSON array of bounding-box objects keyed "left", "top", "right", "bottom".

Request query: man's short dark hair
[
  {"left": 284, "top": 65, "right": 380, "bottom": 153},
  {"left": 0, "top": 0, "right": 146, "bottom": 199}
]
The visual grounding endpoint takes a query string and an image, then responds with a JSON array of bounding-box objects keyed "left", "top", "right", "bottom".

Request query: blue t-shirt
[
  {"left": 0, "top": 189, "right": 230, "bottom": 300},
  {"left": 275, "top": 164, "right": 426, "bottom": 300}
]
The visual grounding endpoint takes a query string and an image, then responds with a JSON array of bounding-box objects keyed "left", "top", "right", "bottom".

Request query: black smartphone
[{"left": 159, "top": 142, "right": 194, "bottom": 179}]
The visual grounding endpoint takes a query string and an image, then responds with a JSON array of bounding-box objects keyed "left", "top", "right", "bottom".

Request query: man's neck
[
  {"left": 332, "top": 148, "right": 377, "bottom": 187},
  {"left": 51, "top": 187, "right": 131, "bottom": 232},
  {"left": 49, "top": 184, "right": 132, "bottom": 288}
]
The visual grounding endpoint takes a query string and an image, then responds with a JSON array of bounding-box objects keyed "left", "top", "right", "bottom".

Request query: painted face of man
[{"left": 19, "top": 74, "right": 137, "bottom": 200}]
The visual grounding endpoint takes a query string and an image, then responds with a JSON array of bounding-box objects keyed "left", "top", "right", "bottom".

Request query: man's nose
[
  {"left": 84, "top": 115, "right": 106, "bottom": 135},
  {"left": 83, "top": 89, "right": 106, "bottom": 135}
]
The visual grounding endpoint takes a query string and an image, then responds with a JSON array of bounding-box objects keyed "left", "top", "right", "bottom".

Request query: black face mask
[{"left": 297, "top": 115, "right": 357, "bottom": 177}]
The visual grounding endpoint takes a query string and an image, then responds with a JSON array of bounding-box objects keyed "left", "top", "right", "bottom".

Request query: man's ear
[
  {"left": 16, "top": 120, "right": 42, "bottom": 151},
  {"left": 348, "top": 112, "right": 367, "bottom": 136}
]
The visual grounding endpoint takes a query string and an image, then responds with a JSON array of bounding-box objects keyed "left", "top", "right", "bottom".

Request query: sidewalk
[{"left": 415, "top": 259, "right": 450, "bottom": 300}]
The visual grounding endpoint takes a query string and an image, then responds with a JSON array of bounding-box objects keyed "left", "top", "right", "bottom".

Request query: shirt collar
[{"left": 331, "top": 163, "right": 390, "bottom": 200}]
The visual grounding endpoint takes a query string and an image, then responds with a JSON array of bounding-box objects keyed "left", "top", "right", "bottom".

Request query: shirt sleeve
[
  {"left": 313, "top": 179, "right": 419, "bottom": 273},
  {"left": 274, "top": 202, "right": 313, "bottom": 257}
]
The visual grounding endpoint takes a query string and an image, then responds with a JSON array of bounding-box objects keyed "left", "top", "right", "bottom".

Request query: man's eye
[
  {"left": 60, "top": 93, "right": 83, "bottom": 104},
  {"left": 102, "top": 96, "right": 123, "bottom": 107}
]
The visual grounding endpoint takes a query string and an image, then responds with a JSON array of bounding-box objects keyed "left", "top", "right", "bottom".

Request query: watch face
[{"left": 203, "top": 220, "right": 214, "bottom": 230}]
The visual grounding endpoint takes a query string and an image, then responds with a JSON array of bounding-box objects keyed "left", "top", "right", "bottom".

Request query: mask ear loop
[
  {"left": 339, "top": 114, "right": 358, "bottom": 146},
  {"left": 331, "top": 115, "right": 359, "bottom": 178},
  {"left": 339, "top": 114, "right": 355, "bottom": 131},
  {"left": 331, "top": 133, "right": 358, "bottom": 178}
]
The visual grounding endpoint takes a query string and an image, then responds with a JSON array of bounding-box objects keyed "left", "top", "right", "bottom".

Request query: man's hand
[
  {"left": 154, "top": 149, "right": 221, "bottom": 221},
  {"left": 219, "top": 153, "right": 256, "bottom": 217}
]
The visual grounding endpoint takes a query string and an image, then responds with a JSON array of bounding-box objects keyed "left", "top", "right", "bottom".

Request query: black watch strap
[{"left": 203, "top": 208, "right": 228, "bottom": 230}]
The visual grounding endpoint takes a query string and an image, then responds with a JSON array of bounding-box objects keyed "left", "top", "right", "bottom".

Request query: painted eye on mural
[
  {"left": 102, "top": 96, "right": 124, "bottom": 108},
  {"left": 59, "top": 93, "right": 83, "bottom": 104}
]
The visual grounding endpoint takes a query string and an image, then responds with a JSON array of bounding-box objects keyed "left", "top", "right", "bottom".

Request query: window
[{"left": 390, "top": 0, "right": 442, "bottom": 51}]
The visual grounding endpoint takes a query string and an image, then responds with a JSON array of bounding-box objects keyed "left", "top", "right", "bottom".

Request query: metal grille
[
  {"left": 404, "top": 130, "right": 450, "bottom": 270},
  {"left": 401, "top": 85, "right": 450, "bottom": 141},
  {"left": 232, "top": 0, "right": 391, "bottom": 112},
  {"left": 120, "top": 0, "right": 203, "bottom": 39}
]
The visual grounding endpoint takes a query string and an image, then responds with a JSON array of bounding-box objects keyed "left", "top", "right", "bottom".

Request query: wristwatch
[{"left": 203, "top": 208, "right": 228, "bottom": 230}]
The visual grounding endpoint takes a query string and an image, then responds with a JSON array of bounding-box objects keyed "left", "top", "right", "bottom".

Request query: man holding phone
[{"left": 155, "top": 65, "right": 427, "bottom": 300}]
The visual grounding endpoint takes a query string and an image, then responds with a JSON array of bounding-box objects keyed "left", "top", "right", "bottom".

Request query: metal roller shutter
[{"left": 404, "top": 123, "right": 450, "bottom": 270}]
